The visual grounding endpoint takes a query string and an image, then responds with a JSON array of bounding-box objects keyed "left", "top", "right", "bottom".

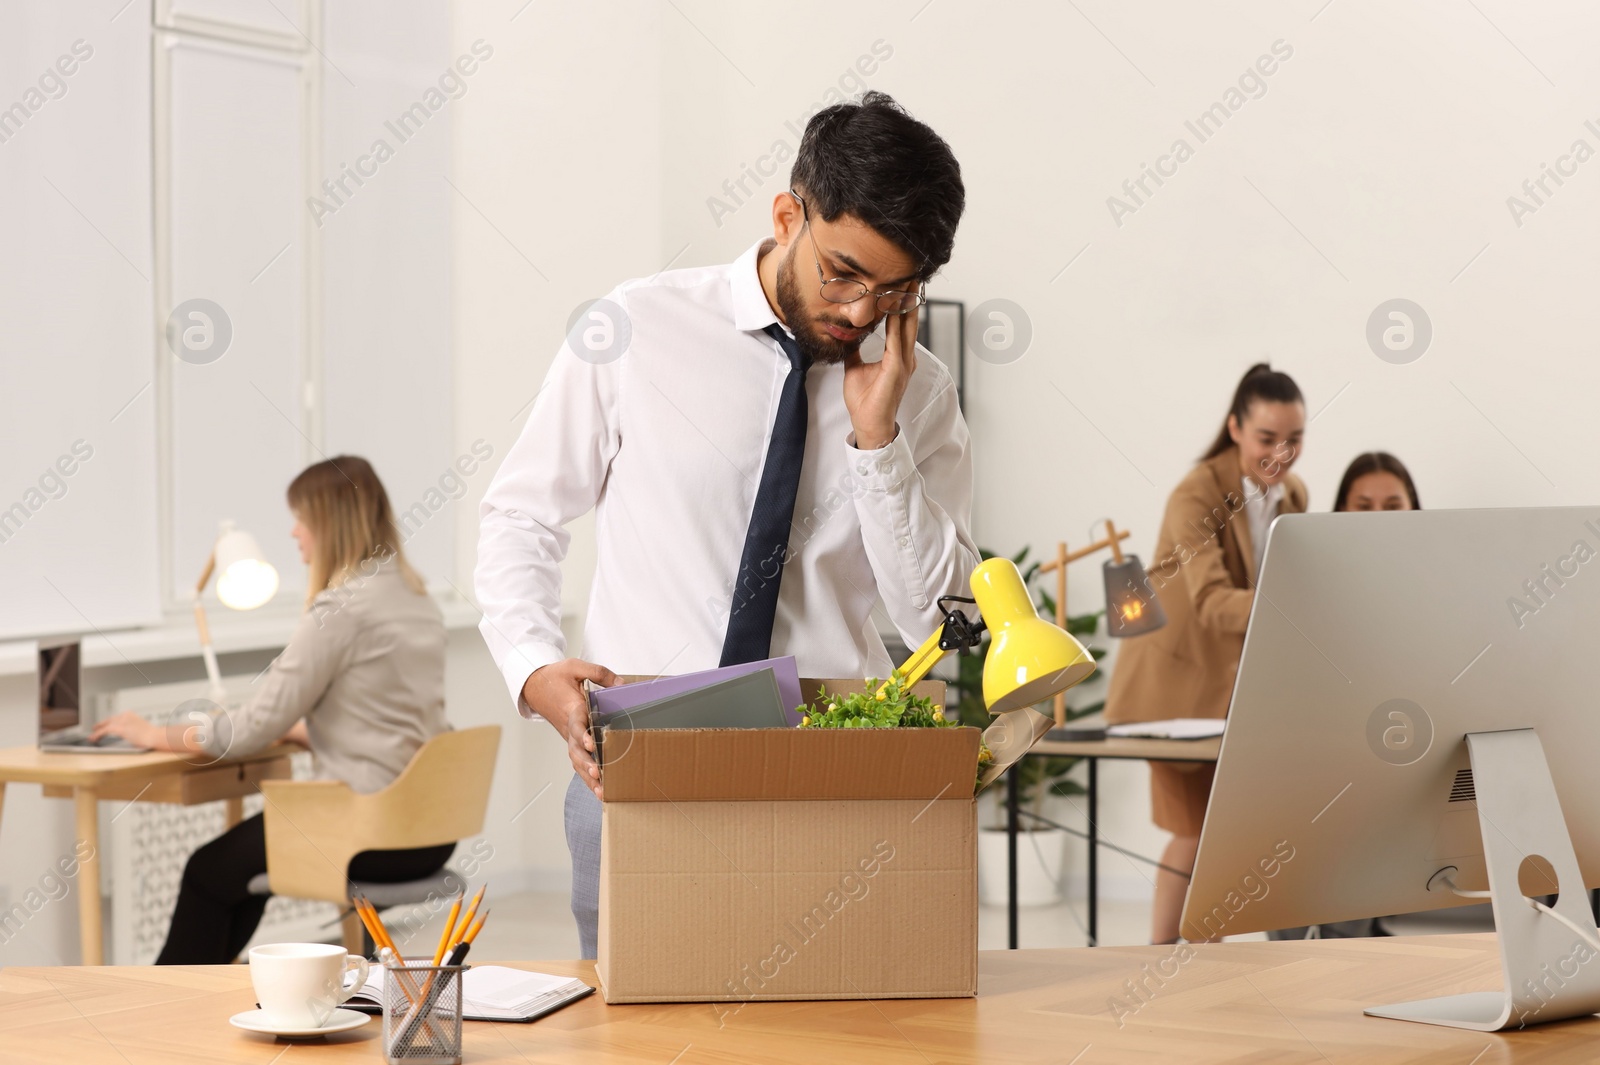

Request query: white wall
[
  {"left": 643, "top": 0, "right": 1600, "bottom": 543},
  {"left": 447, "top": 0, "right": 663, "bottom": 914},
  {"left": 451, "top": 0, "right": 663, "bottom": 619},
  {"left": 447, "top": 0, "right": 1600, "bottom": 911}
]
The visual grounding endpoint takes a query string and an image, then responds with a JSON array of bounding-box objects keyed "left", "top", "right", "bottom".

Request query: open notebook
[{"left": 345, "top": 965, "right": 594, "bottom": 1023}]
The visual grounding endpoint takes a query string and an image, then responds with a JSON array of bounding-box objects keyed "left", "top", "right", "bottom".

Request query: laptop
[{"left": 37, "top": 642, "right": 148, "bottom": 754}]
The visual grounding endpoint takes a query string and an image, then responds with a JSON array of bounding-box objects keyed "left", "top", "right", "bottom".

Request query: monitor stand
[{"left": 1366, "top": 728, "right": 1600, "bottom": 1030}]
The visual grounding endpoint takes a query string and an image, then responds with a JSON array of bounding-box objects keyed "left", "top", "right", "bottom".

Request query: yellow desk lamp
[
  {"left": 192, "top": 520, "right": 279, "bottom": 701},
  {"left": 891, "top": 557, "right": 1098, "bottom": 785}
]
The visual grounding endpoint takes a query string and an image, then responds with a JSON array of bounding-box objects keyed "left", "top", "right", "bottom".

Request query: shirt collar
[
  {"left": 731, "top": 239, "right": 784, "bottom": 335},
  {"left": 1246, "top": 479, "right": 1284, "bottom": 511}
]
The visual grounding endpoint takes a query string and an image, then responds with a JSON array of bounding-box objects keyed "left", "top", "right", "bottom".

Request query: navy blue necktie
[{"left": 720, "top": 324, "right": 812, "bottom": 666}]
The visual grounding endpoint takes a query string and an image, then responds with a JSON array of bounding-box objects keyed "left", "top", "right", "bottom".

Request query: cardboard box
[{"left": 595, "top": 678, "right": 980, "bottom": 1004}]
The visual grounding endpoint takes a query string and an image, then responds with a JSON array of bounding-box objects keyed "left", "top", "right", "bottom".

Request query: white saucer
[{"left": 229, "top": 1007, "right": 370, "bottom": 1038}]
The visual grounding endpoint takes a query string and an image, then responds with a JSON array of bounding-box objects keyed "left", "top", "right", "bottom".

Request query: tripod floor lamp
[{"left": 1037, "top": 520, "right": 1167, "bottom": 728}]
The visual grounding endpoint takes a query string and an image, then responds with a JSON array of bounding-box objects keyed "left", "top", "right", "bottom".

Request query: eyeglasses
[{"left": 790, "top": 190, "right": 925, "bottom": 316}]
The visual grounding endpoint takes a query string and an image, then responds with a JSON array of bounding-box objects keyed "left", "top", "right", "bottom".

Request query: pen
[{"left": 393, "top": 906, "right": 490, "bottom": 1053}]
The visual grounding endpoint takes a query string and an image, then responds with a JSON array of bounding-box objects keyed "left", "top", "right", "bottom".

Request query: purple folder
[{"left": 588, "top": 656, "right": 805, "bottom": 726}]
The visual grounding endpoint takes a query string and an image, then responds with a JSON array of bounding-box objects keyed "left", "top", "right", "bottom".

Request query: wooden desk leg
[
  {"left": 75, "top": 787, "right": 104, "bottom": 966},
  {"left": 223, "top": 797, "right": 244, "bottom": 829}
]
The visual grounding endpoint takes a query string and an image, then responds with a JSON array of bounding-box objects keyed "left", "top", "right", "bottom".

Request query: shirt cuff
[
  {"left": 844, "top": 427, "right": 912, "bottom": 493},
  {"left": 501, "top": 641, "right": 566, "bottom": 719}
]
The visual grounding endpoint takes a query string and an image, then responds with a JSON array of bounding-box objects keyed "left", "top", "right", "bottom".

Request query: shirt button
[
  {"left": 880, "top": 461, "right": 894, "bottom": 474},
  {"left": 857, "top": 462, "right": 869, "bottom": 475},
  {"left": 898, "top": 536, "right": 910, "bottom": 547}
]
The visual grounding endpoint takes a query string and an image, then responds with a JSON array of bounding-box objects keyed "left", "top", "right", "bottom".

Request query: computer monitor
[{"left": 1184, "top": 507, "right": 1600, "bottom": 1031}]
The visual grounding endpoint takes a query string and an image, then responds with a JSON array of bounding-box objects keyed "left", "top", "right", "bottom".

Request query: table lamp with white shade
[{"left": 192, "top": 520, "right": 279, "bottom": 700}]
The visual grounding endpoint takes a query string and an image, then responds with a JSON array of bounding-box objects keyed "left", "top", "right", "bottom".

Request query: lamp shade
[
  {"left": 213, "top": 521, "right": 279, "bottom": 610},
  {"left": 1103, "top": 555, "right": 1167, "bottom": 638},
  {"left": 971, "top": 557, "right": 1097, "bottom": 715}
]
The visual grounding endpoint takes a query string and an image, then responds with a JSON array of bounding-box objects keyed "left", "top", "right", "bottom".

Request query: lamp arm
[
  {"left": 1038, "top": 530, "right": 1133, "bottom": 572},
  {"left": 194, "top": 552, "right": 216, "bottom": 598},
  {"left": 192, "top": 552, "right": 227, "bottom": 702},
  {"left": 895, "top": 627, "right": 950, "bottom": 689},
  {"left": 891, "top": 595, "right": 986, "bottom": 690},
  {"left": 1105, "top": 519, "right": 1126, "bottom": 564}
]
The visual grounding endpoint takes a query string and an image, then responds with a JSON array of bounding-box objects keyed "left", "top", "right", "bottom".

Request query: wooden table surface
[
  {"left": 0, "top": 743, "right": 296, "bottom": 787},
  {"left": 2, "top": 935, "right": 1595, "bottom": 1064},
  {"left": 1029, "top": 733, "right": 1222, "bottom": 762}
]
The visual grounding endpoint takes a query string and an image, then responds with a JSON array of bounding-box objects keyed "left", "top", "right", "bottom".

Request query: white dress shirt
[
  {"left": 1243, "top": 478, "right": 1284, "bottom": 579},
  {"left": 475, "top": 239, "right": 980, "bottom": 714}
]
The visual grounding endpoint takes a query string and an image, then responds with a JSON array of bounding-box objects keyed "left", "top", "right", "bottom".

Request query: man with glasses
[{"left": 475, "top": 90, "right": 977, "bottom": 959}]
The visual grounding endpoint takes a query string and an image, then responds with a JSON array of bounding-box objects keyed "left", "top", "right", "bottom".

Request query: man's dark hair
[{"left": 788, "top": 90, "right": 965, "bottom": 279}]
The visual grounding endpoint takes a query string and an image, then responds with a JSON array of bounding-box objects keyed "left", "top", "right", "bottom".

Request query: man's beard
[{"left": 774, "top": 244, "right": 868, "bottom": 366}]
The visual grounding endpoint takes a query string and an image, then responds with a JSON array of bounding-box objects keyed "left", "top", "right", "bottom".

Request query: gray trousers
[{"left": 563, "top": 773, "right": 602, "bottom": 959}]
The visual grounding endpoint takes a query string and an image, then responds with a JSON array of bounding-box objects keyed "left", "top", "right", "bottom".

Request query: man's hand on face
[
  {"left": 843, "top": 302, "right": 919, "bottom": 452},
  {"left": 522, "top": 658, "right": 619, "bottom": 798}
]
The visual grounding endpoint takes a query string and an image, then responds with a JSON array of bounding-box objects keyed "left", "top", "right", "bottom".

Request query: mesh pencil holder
[{"left": 382, "top": 957, "right": 469, "bottom": 1065}]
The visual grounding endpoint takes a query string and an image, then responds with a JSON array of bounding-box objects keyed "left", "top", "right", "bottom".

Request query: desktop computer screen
[{"left": 1185, "top": 507, "right": 1600, "bottom": 1030}]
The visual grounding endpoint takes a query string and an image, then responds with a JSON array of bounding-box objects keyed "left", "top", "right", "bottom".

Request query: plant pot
[{"left": 978, "top": 826, "right": 1067, "bottom": 907}]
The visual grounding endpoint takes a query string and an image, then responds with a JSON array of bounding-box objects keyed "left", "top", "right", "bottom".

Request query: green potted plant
[{"left": 951, "top": 546, "right": 1107, "bottom": 906}]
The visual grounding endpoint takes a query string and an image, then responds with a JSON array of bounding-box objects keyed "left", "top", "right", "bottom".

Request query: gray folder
[{"left": 594, "top": 668, "right": 788, "bottom": 731}]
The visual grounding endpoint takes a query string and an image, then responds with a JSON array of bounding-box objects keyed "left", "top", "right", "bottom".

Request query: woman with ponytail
[{"left": 1105, "top": 363, "right": 1309, "bottom": 945}]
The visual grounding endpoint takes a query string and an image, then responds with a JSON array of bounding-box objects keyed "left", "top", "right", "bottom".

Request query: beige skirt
[{"left": 1150, "top": 761, "right": 1216, "bottom": 836}]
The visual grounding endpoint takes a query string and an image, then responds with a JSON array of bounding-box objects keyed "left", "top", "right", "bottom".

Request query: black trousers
[{"left": 155, "top": 813, "right": 456, "bottom": 964}]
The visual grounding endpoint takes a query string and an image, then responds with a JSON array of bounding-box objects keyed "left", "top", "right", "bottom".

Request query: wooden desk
[
  {"left": 1007, "top": 734, "right": 1223, "bottom": 948},
  {"left": 2, "top": 936, "right": 1594, "bottom": 1063},
  {"left": 0, "top": 745, "right": 295, "bottom": 965}
]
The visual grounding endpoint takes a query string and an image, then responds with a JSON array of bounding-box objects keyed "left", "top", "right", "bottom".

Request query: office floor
[{"left": 392, "top": 891, "right": 1270, "bottom": 961}]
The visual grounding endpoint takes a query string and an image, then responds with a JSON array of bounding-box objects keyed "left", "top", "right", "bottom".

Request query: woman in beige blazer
[{"left": 1106, "top": 363, "right": 1308, "bottom": 944}]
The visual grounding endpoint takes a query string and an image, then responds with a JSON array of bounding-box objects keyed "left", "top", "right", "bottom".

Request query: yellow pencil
[
  {"left": 352, "top": 901, "right": 384, "bottom": 948},
  {"left": 432, "top": 892, "right": 463, "bottom": 966},
  {"left": 463, "top": 908, "right": 490, "bottom": 945},
  {"left": 363, "top": 897, "right": 404, "bottom": 960},
  {"left": 451, "top": 885, "right": 486, "bottom": 949},
  {"left": 356, "top": 897, "right": 383, "bottom": 948}
]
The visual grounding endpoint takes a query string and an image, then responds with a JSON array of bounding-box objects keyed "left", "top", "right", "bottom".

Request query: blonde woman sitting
[{"left": 94, "top": 456, "right": 452, "bottom": 963}]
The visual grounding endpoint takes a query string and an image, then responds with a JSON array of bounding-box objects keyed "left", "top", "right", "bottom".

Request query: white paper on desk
[
  {"left": 360, "top": 965, "right": 589, "bottom": 1020},
  {"left": 1106, "top": 718, "right": 1225, "bottom": 740},
  {"left": 466, "top": 967, "right": 579, "bottom": 1011}
]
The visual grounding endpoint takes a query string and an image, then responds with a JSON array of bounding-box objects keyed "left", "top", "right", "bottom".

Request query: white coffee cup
[{"left": 248, "top": 942, "right": 370, "bottom": 1028}]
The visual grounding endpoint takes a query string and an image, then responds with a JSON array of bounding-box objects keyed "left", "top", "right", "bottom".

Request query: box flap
[
  {"left": 600, "top": 726, "right": 978, "bottom": 802},
  {"left": 976, "top": 706, "right": 1057, "bottom": 794}
]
